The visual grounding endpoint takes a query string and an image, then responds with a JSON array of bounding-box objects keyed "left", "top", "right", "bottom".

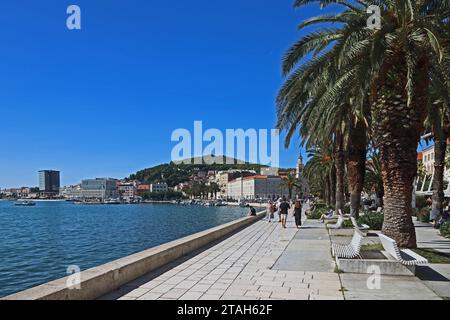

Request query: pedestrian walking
[
  {"left": 293, "top": 200, "right": 302, "bottom": 229},
  {"left": 266, "top": 201, "right": 275, "bottom": 222},
  {"left": 279, "top": 197, "right": 290, "bottom": 229},
  {"left": 276, "top": 198, "right": 283, "bottom": 222}
]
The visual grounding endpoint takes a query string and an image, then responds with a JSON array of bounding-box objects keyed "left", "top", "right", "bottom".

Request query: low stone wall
[
  {"left": 336, "top": 253, "right": 416, "bottom": 276},
  {"left": 3, "top": 211, "right": 266, "bottom": 300}
]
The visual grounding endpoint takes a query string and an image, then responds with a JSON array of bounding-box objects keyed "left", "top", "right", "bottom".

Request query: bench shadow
[{"left": 415, "top": 266, "right": 450, "bottom": 282}]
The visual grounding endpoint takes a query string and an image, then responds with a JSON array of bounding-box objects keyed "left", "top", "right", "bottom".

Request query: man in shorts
[{"left": 279, "top": 197, "right": 290, "bottom": 229}]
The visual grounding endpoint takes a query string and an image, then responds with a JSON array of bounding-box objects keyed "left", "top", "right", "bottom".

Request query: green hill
[{"left": 128, "top": 155, "right": 269, "bottom": 187}]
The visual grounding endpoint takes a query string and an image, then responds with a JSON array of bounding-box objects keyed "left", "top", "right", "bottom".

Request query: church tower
[{"left": 296, "top": 154, "right": 304, "bottom": 179}]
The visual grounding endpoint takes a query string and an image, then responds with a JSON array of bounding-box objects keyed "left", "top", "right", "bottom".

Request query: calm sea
[{"left": 0, "top": 201, "right": 249, "bottom": 298}]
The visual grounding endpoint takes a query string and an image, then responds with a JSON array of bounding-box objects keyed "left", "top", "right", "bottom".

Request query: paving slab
[
  {"left": 272, "top": 220, "right": 335, "bottom": 272},
  {"left": 340, "top": 273, "right": 441, "bottom": 300},
  {"left": 99, "top": 204, "right": 449, "bottom": 300}
]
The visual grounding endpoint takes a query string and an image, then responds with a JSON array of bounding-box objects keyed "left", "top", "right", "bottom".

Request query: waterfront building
[
  {"left": 81, "top": 178, "right": 118, "bottom": 199},
  {"left": 60, "top": 185, "right": 83, "bottom": 199},
  {"left": 174, "top": 182, "right": 191, "bottom": 193},
  {"left": 1, "top": 187, "right": 32, "bottom": 198},
  {"left": 216, "top": 170, "right": 249, "bottom": 198},
  {"left": 118, "top": 183, "right": 136, "bottom": 200},
  {"left": 136, "top": 184, "right": 150, "bottom": 196},
  {"left": 150, "top": 182, "right": 168, "bottom": 193},
  {"left": 38, "top": 170, "right": 60, "bottom": 195},
  {"left": 226, "top": 175, "right": 289, "bottom": 200}
]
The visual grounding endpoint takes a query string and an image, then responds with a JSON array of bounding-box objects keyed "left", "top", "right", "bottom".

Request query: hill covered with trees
[{"left": 128, "top": 156, "right": 270, "bottom": 187}]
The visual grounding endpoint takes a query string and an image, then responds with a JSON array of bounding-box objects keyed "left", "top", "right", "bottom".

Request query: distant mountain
[{"left": 128, "top": 156, "right": 269, "bottom": 187}]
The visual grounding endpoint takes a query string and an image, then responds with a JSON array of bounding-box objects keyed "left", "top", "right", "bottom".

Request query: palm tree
[
  {"left": 303, "top": 146, "right": 335, "bottom": 205},
  {"left": 426, "top": 104, "right": 450, "bottom": 224},
  {"left": 281, "top": 173, "right": 301, "bottom": 200},
  {"left": 209, "top": 182, "right": 221, "bottom": 199},
  {"left": 347, "top": 112, "right": 369, "bottom": 218},
  {"left": 366, "top": 151, "right": 384, "bottom": 208},
  {"left": 277, "top": 0, "right": 449, "bottom": 248}
]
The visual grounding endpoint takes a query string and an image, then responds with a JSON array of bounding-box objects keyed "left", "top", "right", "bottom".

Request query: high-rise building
[{"left": 38, "top": 170, "right": 60, "bottom": 194}]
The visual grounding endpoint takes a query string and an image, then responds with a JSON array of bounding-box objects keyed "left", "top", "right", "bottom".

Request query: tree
[
  {"left": 347, "top": 115, "right": 368, "bottom": 219},
  {"left": 281, "top": 173, "right": 301, "bottom": 200},
  {"left": 209, "top": 183, "right": 221, "bottom": 199},
  {"left": 426, "top": 104, "right": 450, "bottom": 225},
  {"left": 303, "top": 146, "right": 335, "bottom": 205},
  {"left": 277, "top": 0, "right": 449, "bottom": 248},
  {"left": 366, "top": 151, "right": 384, "bottom": 208}
]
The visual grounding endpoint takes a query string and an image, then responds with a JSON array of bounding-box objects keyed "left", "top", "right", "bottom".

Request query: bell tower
[{"left": 296, "top": 154, "right": 304, "bottom": 179}]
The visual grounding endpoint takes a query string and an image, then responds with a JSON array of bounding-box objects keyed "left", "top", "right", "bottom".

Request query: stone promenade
[
  {"left": 101, "top": 212, "right": 448, "bottom": 300},
  {"left": 102, "top": 214, "right": 344, "bottom": 300}
]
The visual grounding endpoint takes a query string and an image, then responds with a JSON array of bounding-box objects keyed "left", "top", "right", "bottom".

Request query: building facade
[
  {"left": 420, "top": 143, "right": 450, "bottom": 180},
  {"left": 422, "top": 145, "right": 436, "bottom": 174},
  {"left": 217, "top": 170, "right": 257, "bottom": 198},
  {"left": 150, "top": 182, "right": 168, "bottom": 193},
  {"left": 81, "top": 178, "right": 118, "bottom": 199},
  {"left": 59, "top": 185, "right": 83, "bottom": 199},
  {"left": 226, "top": 175, "right": 289, "bottom": 200},
  {"left": 118, "top": 183, "right": 136, "bottom": 199},
  {"left": 38, "top": 170, "right": 60, "bottom": 194},
  {"left": 136, "top": 184, "right": 150, "bottom": 196}
]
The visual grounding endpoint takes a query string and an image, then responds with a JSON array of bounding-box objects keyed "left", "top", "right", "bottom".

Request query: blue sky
[{"left": 0, "top": 1, "right": 331, "bottom": 187}]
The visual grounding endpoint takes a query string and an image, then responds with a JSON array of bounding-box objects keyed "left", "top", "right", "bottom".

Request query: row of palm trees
[
  {"left": 184, "top": 182, "right": 221, "bottom": 199},
  {"left": 276, "top": 0, "right": 449, "bottom": 248}
]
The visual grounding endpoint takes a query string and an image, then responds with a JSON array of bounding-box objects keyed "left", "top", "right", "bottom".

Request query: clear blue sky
[{"left": 0, "top": 0, "right": 329, "bottom": 188}]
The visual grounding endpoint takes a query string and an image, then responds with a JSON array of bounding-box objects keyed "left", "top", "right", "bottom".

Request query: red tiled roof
[{"left": 417, "top": 152, "right": 423, "bottom": 161}]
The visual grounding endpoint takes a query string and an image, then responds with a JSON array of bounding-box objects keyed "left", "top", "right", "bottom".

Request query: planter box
[{"left": 336, "top": 251, "right": 416, "bottom": 276}]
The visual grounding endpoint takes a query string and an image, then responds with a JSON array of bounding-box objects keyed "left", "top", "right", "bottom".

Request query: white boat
[
  {"left": 15, "top": 201, "right": 36, "bottom": 207},
  {"left": 104, "top": 199, "right": 121, "bottom": 205}
]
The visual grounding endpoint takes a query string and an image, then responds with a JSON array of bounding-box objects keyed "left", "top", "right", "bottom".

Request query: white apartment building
[
  {"left": 60, "top": 185, "right": 83, "bottom": 199},
  {"left": 216, "top": 170, "right": 257, "bottom": 198},
  {"left": 226, "top": 175, "right": 289, "bottom": 200},
  {"left": 150, "top": 182, "right": 168, "bottom": 193},
  {"left": 422, "top": 145, "right": 436, "bottom": 174}
]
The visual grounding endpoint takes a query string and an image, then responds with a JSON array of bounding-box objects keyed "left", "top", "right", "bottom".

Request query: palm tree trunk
[
  {"left": 431, "top": 136, "right": 447, "bottom": 225},
  {"left": 371, "top": 54, "right": 429, "bottom": 248},
  {"left": 347, "top": 120, "right": 367, "bottom": 218},
  {"left": 323, "top": 175, "right": 330, "bottom": 206},
  {"left": 335, "top": 131, "right": 345, "bottom": 213},
  {"left": 330, "top": 166, "right": 336, "bottom": 206}
]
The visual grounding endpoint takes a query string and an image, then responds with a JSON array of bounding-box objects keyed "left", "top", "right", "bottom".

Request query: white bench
[
  {"left": 378, "top": 234, "right": 428, "bottom": 266},
  {"left": 338, "top": 209, "right": 351, "bottom": 218},
  {"left": 332, "top": 229, "right": 364, "bottom": 259},
  {"left": 327, "top": 215, "right": 345, "bottom": 229},
  {"left": 350, "top": 217, "right": 370, "bottom": 231}
]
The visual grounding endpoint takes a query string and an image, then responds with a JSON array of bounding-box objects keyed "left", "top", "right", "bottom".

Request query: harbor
[{"left": 0, "top": 201, "right": 251, "bottom": 298}]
